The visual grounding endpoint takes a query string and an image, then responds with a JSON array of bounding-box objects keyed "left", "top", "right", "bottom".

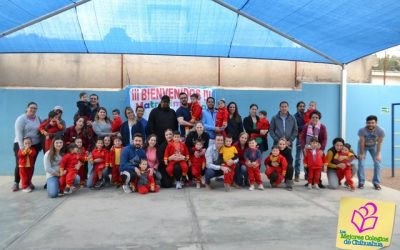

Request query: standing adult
[
  {"left": 176, "top": 92, "right": 193, "bottom": 138},
  {"left": 135, "top": 106, "right": 147, "bottom": 138},
  {"left": 357, "top": 115, "right": 385, "bottom": 190},
  {"left": 92, "top": 107, "right": 117, "bottom": 138},
  {"left": 226, "top": 102, "right": 244, "bottom": 143},
  {"left": 202, "top": 97, "right": 220, "bottom": 145},
  {"left": 269, "top": 101, "right": 298, "bottom": 148},
  {"left": 294, "top": 101, "right": 305, "bottom": 182},
  {"left": 146, "top": 95, "right": 178, "bottom": 146},
  {"left": 243, "top": 104, "right": 268, "bottom": 151},
  {"left": 233, "top": 132, "right": 249, "bottom": 187},
  {"left": 120, "top": 107, "right": 144, "bottom": 147},
  {"left": 43, "top": 136, "right": 64, "bottom": 198},
  {"left": 13, "top": 102, "right": 42, "bottom": 192},
  {"left": 88, "top": 94, "right": 100, "bottom": 122},
  {"left": 204, "top": 134, "right": 237, "bottom": 190}
]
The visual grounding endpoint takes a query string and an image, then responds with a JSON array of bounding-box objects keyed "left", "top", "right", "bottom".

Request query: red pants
[
  {"left": 166, "top": 161, "right": 188, "bottom": 177},
  {"left": 337, "top": 166, "right": 354, "bottom": 188},
  {"left": 111, "top": 165, "right": 122, "bottom": 185},
  {"left": 191, "top": 163, "right": 203, "bottom": 183},
  {"left": 93, "top": 163, "right": 106, "bottom": 184},
  {"left": 59, "top": 170, "right": 78, "bottom": 191},
  {"left": 265, "top": 167, "right": 284, "bottom": 185},
  {"left": 19, "top": 167, "right": 33, "bottom": 189},
  {"left": 307, "top": 167, "right": 321, "bottom": 185},
  {"left": 137, "top": 174, "right": 159, "bottom": 194},
  {"left": 223, "top": 164, "right": 235, "bottom": 184},
  {"left": 247, "top": 166, "right": 262, "bottom": 185}
]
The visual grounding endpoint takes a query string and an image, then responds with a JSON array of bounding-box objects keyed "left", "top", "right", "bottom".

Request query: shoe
[
  {"left": 58, "top": 191, "right": 64, "bottom": 197},
  {"left": 313, "top": 184, "right": 320, "bottom": 190},
  {"left": 344, "top": 182, "right": 349, "bottom": 187},
  {"left": 232, "top": 183, "right": 241, "bottom": 189},
  {"left": 318, "top": 183, "right": 325, "bottom": 189},
  {"left": 350, "top": 187, "right": 355, "bottom": 192},
  {"left": 29, "top": 183, "right": 35, "bottom": 190},
  {"left": 12, "top": 182, "right": 19, "bottom": 192},
  {"left": 358, "top": 183, "right": 364, "bottom": 189},
  {"left": 374, "top": 184, "right": 382, "bottom": 190},
  {"left": 257, "top": 184, "right": 264, "bottom": 190},
  {"left": 196, "top": 183, "right": 201, "bottom": 189},
  {"left": 304, "top": 183, "right": 308, "bottom": 187},
  {"left": 44, "top": 183, "right": 47, "bottom": 189},
  {"left": 286, "top": 185, "right": 293, "bottom": 191},
  {"left": 22, "top": 188, "right": 32, "bottom": 193},
  {"left": 249, "top": 185, "right": 255, "bottom": 191},
  {"left": 94, "top": 179, "right": 105, "bottom": 189},
  {"left": 294, "top": 176, "right": 299, "bottom": 182},
  {"left": 306, "top": 184, "right": 311, "bottom": 190},
  {"left": 224, "top": 184, "right": 231, "bottom": 192},
  {"left": 122, "top": 184, "right": 132, "bottom": 193},
  {"left": 176, "top": 181, "right": 182, "bottom": 189},
  {"left": 205, "top": 184, "right": 212, "bottom": 190},
  {"left": 64, "top": 187, "right": 72, "bottom": 194}
]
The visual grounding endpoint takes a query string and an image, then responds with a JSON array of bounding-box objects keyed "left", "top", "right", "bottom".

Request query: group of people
[{"left": 13, "top": 91, "right": 385, "bottom": 198}]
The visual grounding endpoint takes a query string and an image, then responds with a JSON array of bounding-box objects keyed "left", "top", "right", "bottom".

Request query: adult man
[
  {"left": 176, "top": 92, "right": 192, "bottom": 138},
  {"left": 146, "top": 95, "right": 178, "bottom": 145},
  {"left": 135, "top": 105, "right": 147, "bottom": 138},
  {"left": 269, "top": 101, "right": 298, "bottom": 148},
  {"left": 357, "top": 115, "right": 385, "bottom": 190},
  {"left": 88, "top": 94, "right": 100, "bottom": 122},
  {"left": 120, "top": 133, "right": 147, "bottom": 193},
  {"left": 294, "top": 101, "right": 305, "bottom": 182},
  {"left": 202, "top": 97, "right": 222, "bottom": 145},
  {"left": 204, "top": 134, "right": 238, "bottom": 190}
]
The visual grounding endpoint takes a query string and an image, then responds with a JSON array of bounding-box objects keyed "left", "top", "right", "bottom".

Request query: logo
[{"left": 351, "top": 202, "right": 378, "bottom": 233}]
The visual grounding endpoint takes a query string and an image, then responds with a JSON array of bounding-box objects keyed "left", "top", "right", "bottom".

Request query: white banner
[{"left": 126, "top": 86, "right": 215, "bottom": 119}]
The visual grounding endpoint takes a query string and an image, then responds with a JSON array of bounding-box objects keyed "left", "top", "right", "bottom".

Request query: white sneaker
[
  {"left": 176, "top": 181, "right": 182, "bottom": 189},
  {"left": 306, "top": 184, "right": 311, "bottom": 190},
  {"left": 313, "top": 184, "right": 320, "bottom": 190},
  {"left": 122, "top": 184, "right": 132, "bottom": 193},
  {"left": 249, "top": 185, "right": 255, "bottom": 191},
  {"left": 257, "top": 184, "right": 264, "bottom": 190},
  {"left": 196, "top": 183, "right": 201, "bottom": 189},
  {"left": 22, "top": 188, "right": 32, "bottom": 193}
]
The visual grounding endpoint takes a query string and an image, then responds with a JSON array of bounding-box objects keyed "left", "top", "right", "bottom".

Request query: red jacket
[
  {"left": 215, "top": 107, "right": 229, "bottom": 128},
  {"left": 77, "top": 147, "right": 88, "bottom": 164},
  {"left": 303, "top": 108, "right": 314, "bottom": 125},
  {"left": 18, "top": 147, "right": 37, "bottom": 168},
  {"left": 303, "top": 148, "right": 327, "bottom": 169},
  {"left": 39, "top": 119, "right": 63, "bottom": 136},
  {"left": 190, "top": 102, "right": 203, "bottom": 122},
  {"left": 264, "top": 154, "right": 288, "bottom": 172},
  {"left": 60, "top": 152, "right": 80, "bottom": 172},
  {"left": 109, "top": 146, "right": 123, "bottom": 167},
  {"left": 111, "top": 115, "right": 123, "bottom": 132},
  {"left": 63, "top": 126, "right": 93, "bottom": 150},
  {"left": 300, "top": 122, "right": 328, "bottom": 150},
  {"left": 190, "top": 147, "right": 206, "bottom": 169},
  {"left": 164, "top": 141, "right": 189, "bottom": 163},
  {"left": 234, "top": 142, "right": 247, "bottom": 165},
  {"left": 90, "top": 148, "right": 108, "bottom": 166}
]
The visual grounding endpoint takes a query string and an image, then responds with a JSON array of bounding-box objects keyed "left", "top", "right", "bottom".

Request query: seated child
[
  {"left": 59, "top": 143, "right": 81, "bottom": 195},
  {"left": 334, "top": 143, "right": 356, "bottom": 191},
  {"left": 74, "top": 137, "right": 88, "bottom": 187},
  {"left": 264, "top": 146, "right": 288, "bottom": 188},
  {"left": 136, "top": 159, "right": 160, "bottom": 194},
  {"left": 90, "top": 138, "right": 108, "bottom": 189}
]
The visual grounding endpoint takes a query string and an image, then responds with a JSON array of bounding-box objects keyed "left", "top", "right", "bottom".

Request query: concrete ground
[{"left": 1, "top": 175, "right": 399, "bottom": 250}]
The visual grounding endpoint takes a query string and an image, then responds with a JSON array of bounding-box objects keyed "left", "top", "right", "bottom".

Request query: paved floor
[{"left": 1, "top": 175, "right": 399, "bottom": 250}]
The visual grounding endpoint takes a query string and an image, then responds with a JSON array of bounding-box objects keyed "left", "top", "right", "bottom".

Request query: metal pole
[
  {"left": 384, "top": 51, "right": 387, "bottom": 85},
  {"left": 340, "top": 65, "right": 347, "bottom": 139},
  {"left": 121, "top": 54, "right": 124, "bottom": 89},
  {"left": 392, "top": 103, "right": 395, "bottom": 177},
  {"left": 218, "top": 57, "right": 221, "bottom": 86}
]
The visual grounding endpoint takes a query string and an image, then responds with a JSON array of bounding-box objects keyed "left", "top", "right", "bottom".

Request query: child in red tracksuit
[
  {"left": 39, "top": 110, "right": 64, "bottom": 152},
  {"left": 215, "top": 99, "right": 229, "bottom": 136},
  {"left": 303, "top": 137, "right": 327, "bottom": 189},
  {"left": 59, "top": 143, "right": 81, "bottom": 194},
  {"left": 136, "top": 159, "right": 160, "bottom": 194},
  {"left": 90, "top": 138, "right": 108, "bottom": 189},
  {"left": 334, "top": 143, "right": 356, "bottom": 191},
  {"left": 111, "top": 109, "right": 123, "bottom": 133},
  {"left": 18, "top": 137, "right": 37, "bottom": 193},
  {"left": 251, "top": 110, "right": 270, "bottom": 145},
  {"left": 219, "top": 135, "right": 238, "bottom": 191},
  {"left": 244, "top": 138, "right": 264, "bottom": 191},
  {"left": 164, "top": 131, "right": 190, "bottom": 189},
  {"left": 304, "top": 101, "right": 316, "bottom": 125},
  {"left": 187, "top": 93, "right": 203, "bottom": 135},
  {"left": 109, "top": 136, "right": 123, "bottom": 186},
  {"left": 190, "top": 140, "right": 206, "bottom": 189},
  {"left": 74, "top": 137, "right": 88, "bottom": 187},
  {"left": 264, "top": 146, "right": 288, "bottom": 187}
]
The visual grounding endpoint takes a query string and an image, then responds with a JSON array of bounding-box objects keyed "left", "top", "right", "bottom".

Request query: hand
[
  {"left": 337, "top": 163, "right": 346, "bottom": 169},
  {"left": 226, "top": 159, "right": 234, "bottom": 166},
  {"left": 148, "top": 168, "right": 154, "bottom": 176},
  {"left": 221, "top": 166, "right": 230, "bottom": 174},
  {"left": 260, "top": 129, "right": 267, "bottom": 135},
  {"left": 134, "top": 168, "right": 141, "bottom": 176},
  {"left": 375, "top": 153, "right": 382, "bottom": 162},
  {"left": 359, "top": 153, "right": 365, "bottom": 160},
  {"left": 86, "top": 120, "right": 93, "bottom": 126},
  {"left": 194, "top": 151, "right": 200, "bottom": 158}
]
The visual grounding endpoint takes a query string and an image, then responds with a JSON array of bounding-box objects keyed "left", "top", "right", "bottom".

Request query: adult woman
[
  {"left": 92, "top": 107, "right": 116, "bottom": 138},
  {"left": 233, "top": 132, "right": 249, "bottom": 187},
  {"left": 64, "top": 116, "right": 93, "bottom": 149},
  {"left": 185, "top": 122, "right": 210, "bottom": 154},
  {"left": 157, "top": 129, "right": 176, "bottom": 188},
  {"left": 300, "top": 110, "right": 327, "bottom": 151},
  {"left": 144, "top": 134, "right": 162, "bottom": 182},
  {"left": 243, "top": 104, "right": 268, "bottom": 151},
  {"left": 13, "top": 102, "right": 42, "bottom": 192},
  {"left": 225, "top": 102, "right": 243, "bottom": 143},
  {"left": 43, "top": 136, "right": 64, "bottom": 198},
  {"left": 326, "top": 138, "right": 345, "bottom": 189},
  {"left": 120, "top": 107, "right": 144, "bottom": 146}
]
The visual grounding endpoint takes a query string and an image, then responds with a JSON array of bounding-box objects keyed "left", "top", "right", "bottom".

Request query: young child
[
  {"left": 188, "top": 93, "right": 203, "bottom": 135},
  {"left": 190, "top": 139, "right": 206, "bottom": 189},
  {"left": 277, "top": 138, "right": 294, "bottom": 191},
  {"left": 303, "top": 137, "right": 327, "bottom": 189},
  {"left": 111, "top": 109, "right": 123, "bottom": 133},
  {"left": 108, "top": 136, "right": 123, "bottom": 187},
  {"left": 219, "top": 135, "right": 238, "bottom": 191},
  {"left": 164, "top": 131, "right": 190, "bottom": 189},
  {"left": 75, "top": 137, "right": 88, "bottom": 187},
  {"left": 334, "top": 143, "right": 356, "bottom": 191},
  {"left": 76, "top": 92, "right": 91, "bottom": 118},
  {"left": 102, "top": 135, "right": 113, "bottom": 185},
  {"left": 90, "top": 138, "right": 108, "bottom": 189},
  {"left": 251, "top": 110, "right": 270, "bottom": 145},
  {"left": 244, "top": 138, "right": 263, "bottom": 191},
  {"left": 215, "top": 99, "right": 229, "bottom": 136},
  {"left": 304, "top": 101, "right": 317, "bottom": 124},
  {"left": 17, "top": 137, "right": 37, "bottom": 193},
  {"left": 39, "top": 110, "right": 64, "bottom": 152},
  {"left": 59, "top": 143, "right": 81, "bottom": 194},
  {"left": 264, "top": 146, "right": 288, "bottom": 188},
  {"left": 136, "top": 159, "right": 160, "bottom": 194}
]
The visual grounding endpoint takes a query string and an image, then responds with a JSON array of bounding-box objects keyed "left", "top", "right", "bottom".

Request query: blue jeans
[
  {"left": 358, "top": 146, "right": 382, "bottom": 185},
  {"left": 47, "top": 175, "right": 80, "bottom": 198},
  {"left": 205, "top": 168, "right": 223, "bottom": 185},
  {"left": 294, "top": 138, "right": 302, "bottom": 177},
  {"left": 234, "top": 164, "right": 248, "bottom": 186}
]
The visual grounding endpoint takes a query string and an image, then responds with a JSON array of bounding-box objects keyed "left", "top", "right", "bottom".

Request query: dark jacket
[
  {"left": 146, "top": 105, "right": 178, "bottom": 145},
  {"left": 243, "top": 115, "right": 260, "bottom": 135},
  {"left": 226, "top": 115, "right": 244, "bottom": 142},
  {"left": 185, "top": 131, "right": 210, "bottom": 155},
  {"left": 120, "top": 120, "right": 145, "bottom": 147}
]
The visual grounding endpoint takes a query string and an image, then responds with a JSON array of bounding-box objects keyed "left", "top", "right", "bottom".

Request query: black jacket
[{"left": 146, "top": 105, "right": 178, "bottom": 145}]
